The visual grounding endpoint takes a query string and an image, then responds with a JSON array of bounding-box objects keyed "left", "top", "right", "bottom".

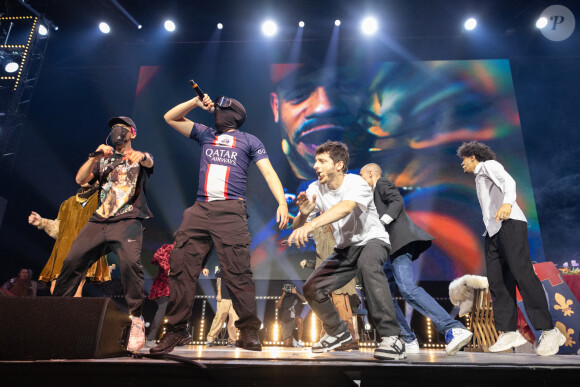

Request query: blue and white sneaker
[{"left": 445, "top": 327, "right": 473, "bottom": 356}]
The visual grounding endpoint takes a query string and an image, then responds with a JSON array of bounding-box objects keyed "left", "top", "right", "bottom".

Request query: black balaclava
[
  {"left": 214, "top": 98, "right": 247, "bottom": 132},
  {"left": 110, "top": 125, "right": 131, "bottom": 147}
]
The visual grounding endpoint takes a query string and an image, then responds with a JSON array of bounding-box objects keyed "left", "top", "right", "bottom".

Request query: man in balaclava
[
  {"left": 151, "top": 92, "right": 289, "bottom": 354},
  {"left": 52, "top": 116, "right": 154, "bottom": 353}
]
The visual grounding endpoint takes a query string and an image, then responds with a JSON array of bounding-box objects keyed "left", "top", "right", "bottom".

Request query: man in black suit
[{"left": 360, "top": 163, "right": 473, "bottom": 356}]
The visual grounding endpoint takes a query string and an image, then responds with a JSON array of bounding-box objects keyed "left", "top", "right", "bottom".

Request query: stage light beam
[
  {"left": 361, "top": 16, "right": 378, "bottom": 35},
  {"left": 536, "top": 17, "right": 548, "bottom": 29},
  {"left": 99, "top": 22, "right": 111, "bottom": 34},
  {"left": 164, "top": 20, "right": 176, "bottom": 32},
  {"left": 262, "top": 20, "right": 277, "bottom": 36},
  {"left": 464, "top": 18, "right": 477, "bottom": 31}
]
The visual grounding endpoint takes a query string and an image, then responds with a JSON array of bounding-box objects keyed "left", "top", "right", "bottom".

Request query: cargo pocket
[
  {"left": 168, "top": 233, "right": 189, "bottom": 277},
  {"left": 221, "top": 242, "right": 252, "bottom": 275}
]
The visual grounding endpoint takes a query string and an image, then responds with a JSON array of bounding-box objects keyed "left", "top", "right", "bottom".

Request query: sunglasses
[{"left": 215, "top": 96, "right": 233, "bottom": 109}]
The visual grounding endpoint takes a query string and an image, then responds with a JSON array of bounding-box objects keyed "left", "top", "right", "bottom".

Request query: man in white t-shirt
[{"left": 288, "top": 141, "right": 405, "bottom": 360}]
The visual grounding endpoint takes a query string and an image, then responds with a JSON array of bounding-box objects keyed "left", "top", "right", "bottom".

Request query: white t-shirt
[{"left": 306, "top": 174, "right": 390, "bottom": 249}]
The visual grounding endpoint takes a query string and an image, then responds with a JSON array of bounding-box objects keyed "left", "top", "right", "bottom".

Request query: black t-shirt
[
  {"left": 216, "top": 269, "right": 231, "bottom": 299},
  {"left": 280, "top": 293, "right": 303, "bottom": 322},
  {"left": 90, "top": 152, "right": 153, "bottom": 222}
]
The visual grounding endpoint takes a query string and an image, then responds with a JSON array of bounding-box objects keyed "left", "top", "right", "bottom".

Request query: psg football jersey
[{"left": 189, "top": 123, "right": 268, "bottom": 202}]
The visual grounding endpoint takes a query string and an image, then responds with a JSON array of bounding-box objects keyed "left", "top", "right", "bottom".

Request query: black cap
[{"left": 107, "top": 116, "right": 136, "bottom": 131}]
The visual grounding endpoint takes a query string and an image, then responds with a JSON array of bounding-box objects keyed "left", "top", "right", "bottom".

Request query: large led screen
[{"left": 133, "top": 59, "right": 543, "bottom": 281}]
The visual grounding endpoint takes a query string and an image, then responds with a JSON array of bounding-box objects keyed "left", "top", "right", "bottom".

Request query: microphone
[
  {"left": 88, "top": 150, "right": 104, "bottom": 158},
  {"left": 189, "top": 79, "right": 215, "bottom": 113},
  {"left": 189, "top": 79, "right": 204, "bottom": 99}
]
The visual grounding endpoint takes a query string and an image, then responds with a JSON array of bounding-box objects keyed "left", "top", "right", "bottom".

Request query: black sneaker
[
  {"left": 150, "top": 330, "right": 189, "bottom": 354},
  {"left": 312, "top": 322, "right": 353, "bottom": 353}
]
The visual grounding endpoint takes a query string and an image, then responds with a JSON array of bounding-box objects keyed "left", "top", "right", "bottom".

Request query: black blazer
[{"left": 373, "top": 177, "right": 434, "bottom": 260}]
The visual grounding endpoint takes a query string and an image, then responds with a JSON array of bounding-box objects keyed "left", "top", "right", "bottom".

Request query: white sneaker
[
  {"left": 374, "top": 336, "right": 407, "bottom": 360},
  {"left": 488, "top": 331, "right": 528, "bottom": 353},
  {"left": 127, "top": 316, "right": 145, "bottom": 352},
  {"left": 445, "top": 327, "right": 473, "bottom": 356},
  {"left": 405, "top": 339, "right": 420, "bottom": 354},
  {"left": 312, "top": 323, "right": 352, "bottom": 353},
  {"left": 536, "top": 328, "right": 566, "bottom": 356}
]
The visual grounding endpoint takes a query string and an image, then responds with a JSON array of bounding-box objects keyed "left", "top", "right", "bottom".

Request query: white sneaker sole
[
  {"left": 312, "top": 335, "right": 353, "bottom": 353},
  {"left": 374, "top": 349, "right": 407, "bottom": 360},
  {"left": 445, "top": 331, "right": 474, "bottom": 356},
  {"left": 488, "top": 334, "right": 528, "bottom": 353}
]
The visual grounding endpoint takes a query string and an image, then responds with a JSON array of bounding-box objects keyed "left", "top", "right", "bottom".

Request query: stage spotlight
[
  {"left": 5, "top": 61, "right": 19, "bottom": 73},
  {"left": 361, "top": 16, "right": 378, "bottom": 35},
  {"left": 138, "top": 24, "right": 142, "bottom": 29},
  {"left": 536, "top": 17, "right": 548, "bottom": 29},
  {"left": 38, "top": 24, "right": 48, "bottom": 36},
  {"left": 99, "top": 22, "right": 111, "bottom": 34},
  {"left": 335, "top": 19, "right": 341, "bottom": 27},
  {"left": 464, "top": 18, "right": 477, "bottom": 31},
  {"left": 299, "top": 21, "right": 305, "bottom": 28},
  {"left": 262, "top": 20, "right": 277, "bottom": 36},
  {"left": 217, "top": 23, "right": 223, "bottom": 30},
  {"left": 164, "top": 20, "right": 176, "bottom": 32}
]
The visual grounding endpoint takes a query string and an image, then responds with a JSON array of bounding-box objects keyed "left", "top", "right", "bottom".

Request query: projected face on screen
[{"left": 270, "top": 65, "right": 375, "bottom": 181}]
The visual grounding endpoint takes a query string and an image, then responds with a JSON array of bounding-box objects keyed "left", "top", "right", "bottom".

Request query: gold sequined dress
[{"left": 38, "top": 193, "right": 110, "bottom": 283}]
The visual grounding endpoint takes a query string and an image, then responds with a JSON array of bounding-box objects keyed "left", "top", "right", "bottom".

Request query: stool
[{"left": 466, "top": 288, "right": 499, "bottom": 352}]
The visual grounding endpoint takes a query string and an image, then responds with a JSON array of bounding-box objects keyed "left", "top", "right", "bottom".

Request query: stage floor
[{"left": 2, "top": 345, "right": 579, "bottom": 386}]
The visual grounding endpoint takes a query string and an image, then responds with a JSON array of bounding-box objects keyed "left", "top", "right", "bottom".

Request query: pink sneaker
[{"left": 127, "top": 316, "right": 145, "bottom": 352}]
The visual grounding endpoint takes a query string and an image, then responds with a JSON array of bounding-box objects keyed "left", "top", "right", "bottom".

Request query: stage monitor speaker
[{"left": 0, "top": 297, "right": 132, "bottom": 360}]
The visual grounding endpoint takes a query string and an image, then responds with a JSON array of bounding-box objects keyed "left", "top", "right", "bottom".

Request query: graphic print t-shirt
[
  {"left": 190, "top": 123, "right": 269, "bottom": 202},
  {"left": 90, "top": 152, "right": 154, "bottom": 222}
]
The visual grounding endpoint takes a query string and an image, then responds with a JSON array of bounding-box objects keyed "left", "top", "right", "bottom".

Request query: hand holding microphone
[
  {"left": 88, "top": 144, "right": 113, "bottom": 159},
  {"left": 189, "top": 80, "right": 215, "bottom": 112}
]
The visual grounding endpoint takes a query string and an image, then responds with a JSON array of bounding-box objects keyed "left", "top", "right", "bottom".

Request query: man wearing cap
[
  {"left": 53, "top": 116, "right": 154, "bottom": 353},
  {"left": 150, "top": 93, "right": 289, "bottom": 354}
]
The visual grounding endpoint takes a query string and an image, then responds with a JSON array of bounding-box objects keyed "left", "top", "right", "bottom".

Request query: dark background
[{"left": 1, "top": 0, "right": 579, "bottom": 289}]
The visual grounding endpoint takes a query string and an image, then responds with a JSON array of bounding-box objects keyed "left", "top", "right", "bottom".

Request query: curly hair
[
  {"left": 315, "top": 141, "right": 350, "bottom": 173},
  {"left": 457, "top": 141, "right": 496, "bottom": 162}
]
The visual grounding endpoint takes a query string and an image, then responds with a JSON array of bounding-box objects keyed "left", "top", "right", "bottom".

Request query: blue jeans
[{"left": 383, "top": 252, "right": 465, "bottom": 343}]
